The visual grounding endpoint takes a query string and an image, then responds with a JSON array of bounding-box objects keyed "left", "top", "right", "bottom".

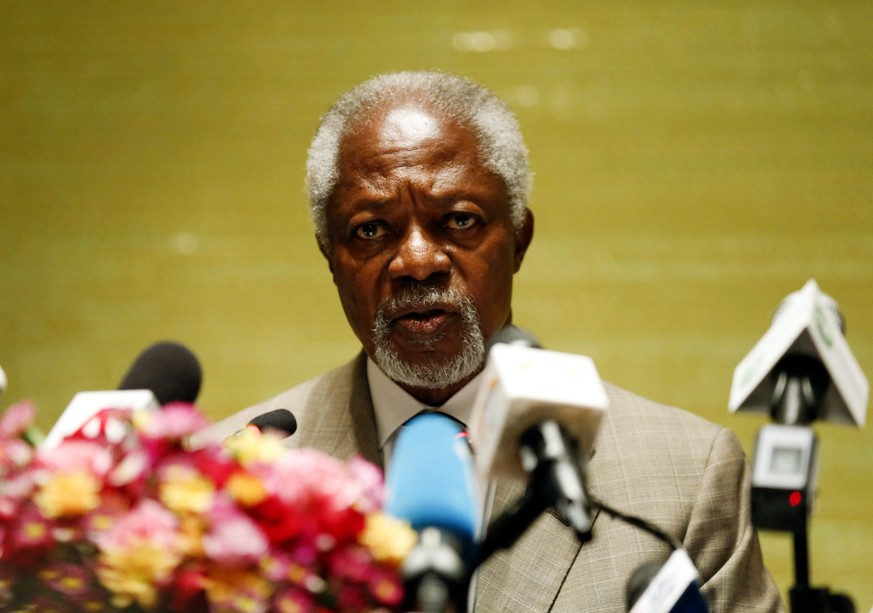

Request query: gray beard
[{"left": 371, "top": 287, "right": 485, "bottom": 390}]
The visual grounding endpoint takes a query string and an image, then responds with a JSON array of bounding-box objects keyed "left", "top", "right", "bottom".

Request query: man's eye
[
  {"left": 354, "top": 222, "right": 387, "bottom": 239},
  {"left": 445, "top": 213, "right": 478, "bottom": 230}
]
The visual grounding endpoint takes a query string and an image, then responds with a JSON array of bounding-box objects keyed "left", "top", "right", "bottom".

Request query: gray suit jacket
[{"left": 212, "top": 354, "right": 784, "bottom": 612}]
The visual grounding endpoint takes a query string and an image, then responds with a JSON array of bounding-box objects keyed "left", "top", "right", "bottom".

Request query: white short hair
[{"left": 306, "top": 71, "right": 532, "bottom": 249}]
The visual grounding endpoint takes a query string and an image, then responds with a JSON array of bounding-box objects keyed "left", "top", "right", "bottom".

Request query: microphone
[
  {"left": 43, "top": 341, "right": 202, "bottom": 448},
  {"left": 729, "top": 279, "right": 867, "bottom": 427},
  {"left": 729, "top": 281, "right": 868, "bottom": 533},
  {"left": 384, "top": 412, "right": 481, "bottom": 613},
  {"left": 626, "top": 548, "right": 708, "bottom": 612},
  {"left": 247, "top": 409, "right": 298, "bottom": 437},
  {"left": 469, "top": 326, "right": 608, "bottom": 548},
  {"left": 118, "top": 341, "right": 202, "bottom": 405}
]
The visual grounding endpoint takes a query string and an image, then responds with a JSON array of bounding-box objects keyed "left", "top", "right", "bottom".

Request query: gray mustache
[{"left": 379, "top": 286, "right": 465, "bottom": 314}]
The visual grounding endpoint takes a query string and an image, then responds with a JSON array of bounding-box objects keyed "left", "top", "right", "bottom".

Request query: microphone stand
[
  {"left": 763, "top": 363, "right": 856, "bottom": 613},
  {"left": 788, "top": 529, "right": 854, "bottom": 613}
]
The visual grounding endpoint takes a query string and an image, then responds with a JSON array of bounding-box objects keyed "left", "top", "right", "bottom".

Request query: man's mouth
[{"left": 392, "top": 308, "right": 455, "bottom": 336}]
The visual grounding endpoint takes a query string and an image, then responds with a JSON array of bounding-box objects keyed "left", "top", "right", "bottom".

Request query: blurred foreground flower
[{"left": 0, "top": 401, "right": 415, "bottom": 612}]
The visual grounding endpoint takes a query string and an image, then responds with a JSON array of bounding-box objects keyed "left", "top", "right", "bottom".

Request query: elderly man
[{"left": 213, "top": 71, "right": 783, "bottom": 612}]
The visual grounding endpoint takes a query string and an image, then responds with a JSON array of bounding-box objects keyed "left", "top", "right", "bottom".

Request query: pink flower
[
  {"left": 107, "top": 447, "right": 150, "bottom": 488},
  {"left": 36, "top": 439, "right": 114, "bottom": 477},
  {"left": 0, "top": 401, "right": 36, "bottom": 438},
  {"left": 0, "top": 469, "right": 37, "bottom": 518},
  {"left": 138, "top": 402, "right": 210, "bottom": 441},
  {"left": 0, "top": 438, "right": 34, "bottom": 471},
  {"left": 203, "top": 497, "right": 269, "bottom": 566},
  {"left": 94, "top": 498, "right": 179, "bottom": 554},
  {"left": 347, "top": 455, "right": 385, "bottom": 514},
  {"left": 94, "top": 500, "right": 183, "bottom": 609},
  {"left": 245, "top": 450, "right": 373, "bottom": 553}
]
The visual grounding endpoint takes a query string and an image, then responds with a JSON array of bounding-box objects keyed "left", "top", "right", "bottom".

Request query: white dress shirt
[{"left": 366, "top": 357, "right": 485, "bottom": 466}]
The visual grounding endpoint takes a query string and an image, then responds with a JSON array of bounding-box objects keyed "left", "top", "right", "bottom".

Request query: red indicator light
[{"left": 789, "top": 491, "right": 803, "bottom": 507}]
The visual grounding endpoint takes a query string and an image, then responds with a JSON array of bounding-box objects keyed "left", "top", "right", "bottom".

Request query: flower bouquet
[{"left": 0, "top": 401, "right": 415, "bottom": 612}]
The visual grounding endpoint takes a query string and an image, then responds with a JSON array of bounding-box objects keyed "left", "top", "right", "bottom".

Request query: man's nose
[{"left": 388, "top": 227, "right": 451, "bottom": 281}]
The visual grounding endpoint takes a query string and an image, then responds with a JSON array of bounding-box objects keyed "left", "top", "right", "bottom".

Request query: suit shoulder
[
  {"left": 207, "top": 355, "right": 364, "bottom": 439},
  {"left": 602, "top": 381, "right": 726, "bottom": 447},
  {"left": 592, "top": 382, "right": 744, "bottom": 509}
]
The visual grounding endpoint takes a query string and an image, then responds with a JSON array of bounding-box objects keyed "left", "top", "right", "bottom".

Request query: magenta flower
[
  {"left": 37, "top": 560, "right": 93, "bottom": 597},
  {"left": 274, "top": 586, "right": 317, "bottom": 611},
  {"left": 5, "top": 506, "right": 54, "bottom": 559}
]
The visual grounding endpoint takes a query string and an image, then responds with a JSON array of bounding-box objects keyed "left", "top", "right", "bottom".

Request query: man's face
[{"left": 322, "top": 103, "right": 533, "bottom": 404}]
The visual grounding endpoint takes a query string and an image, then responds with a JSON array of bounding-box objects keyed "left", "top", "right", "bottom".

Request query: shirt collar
[{"left": 367, "top": 357, "right": 485, "bottom": 449}]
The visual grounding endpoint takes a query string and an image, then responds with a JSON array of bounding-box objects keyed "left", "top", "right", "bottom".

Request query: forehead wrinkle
[
  {"left": 341, "top": 153, "right": 500, "bottom": 215},
  {"left": 334, "top": 104, "right": 501, "bottom": 213},
  {"left": 345, "top": 151, "right": 451, "bottom": 196}
]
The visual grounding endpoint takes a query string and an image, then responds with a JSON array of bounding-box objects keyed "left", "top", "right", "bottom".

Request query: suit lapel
[
  {"left": 314, "top": 353, "right": 382, "bottom": 467},
  {"left": 475, "top": 479, "right": 585, "bottom": 612},
  {"left": 345, "top": 356, "right": 382, "bottom": 466}
]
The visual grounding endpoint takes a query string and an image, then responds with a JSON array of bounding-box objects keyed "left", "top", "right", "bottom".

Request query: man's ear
[
  {"left": 513, "top": 208, "right": 534, "bottom": 272},
  {"left": 317, "top": 234, "right": 334, "bottom": 274}
]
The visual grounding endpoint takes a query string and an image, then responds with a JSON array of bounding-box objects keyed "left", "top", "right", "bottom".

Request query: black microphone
[
  {"left": 43, "top": 341, "right": 202, "bottom": 447},
  {"left": 119, "top": 341, "right": 202, "bottom": 405},
  {"left": 222, "top": 409, "right": 298, "bottom": 443},
  {"left": 248, "top": 409, "right": 297, "bottom": 437}
]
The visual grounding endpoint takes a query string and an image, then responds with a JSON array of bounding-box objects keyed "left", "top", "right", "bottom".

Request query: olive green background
[{"left": 2, "top": 1, "right": 871, "bottom": 607}]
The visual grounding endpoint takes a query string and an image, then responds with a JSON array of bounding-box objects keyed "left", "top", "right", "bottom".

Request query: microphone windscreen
[
  {"left": 385, "top": 412, "right": 480, "bottom": 547},
  {"left": 249, "top": 408, "right": 297, "bottom": 437},
  {"left": 118, "top": 341, "right": 202, "bottom": 405}
]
